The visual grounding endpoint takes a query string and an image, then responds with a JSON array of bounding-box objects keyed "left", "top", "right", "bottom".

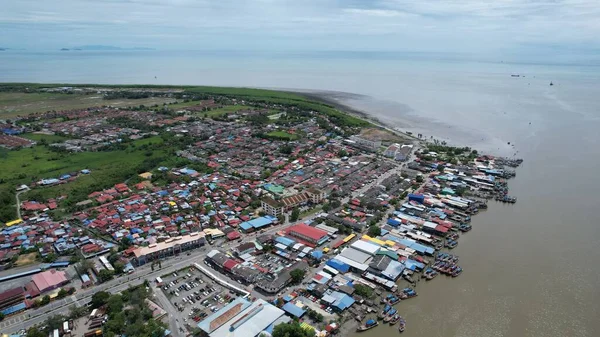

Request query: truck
[{"left": 83, "top": 330, "right": 102, "bottom": 337}]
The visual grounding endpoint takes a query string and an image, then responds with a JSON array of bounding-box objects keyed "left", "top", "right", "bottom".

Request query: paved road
[
  {"left": 151, "top": 284, "right": 183, "bottom": 337},
  {"left": 1, "top": 163, "right": 402, "bottom": 334}
]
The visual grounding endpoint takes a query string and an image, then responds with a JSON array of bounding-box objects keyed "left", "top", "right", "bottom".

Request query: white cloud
[{"left": 0, "top": 0, "right": 598, "bottom": 55}]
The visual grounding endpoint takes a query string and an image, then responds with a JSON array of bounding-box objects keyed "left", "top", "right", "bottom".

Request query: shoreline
[{"left": 292, "top": 90, "right": 424, "bottom": 144}]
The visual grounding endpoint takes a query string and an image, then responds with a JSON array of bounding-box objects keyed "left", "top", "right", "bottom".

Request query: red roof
[
  {"left": 286, "top": 224, "right": 328, "bottom": 241},
  {"left": 0, "top": 287, "right": 24, "bottom": 302},
  {"left": 227, "top": 231, "right": 241, "bottom": 240},
  {"left": 223, "top": 259, "right": 239, "bottom": 271}
]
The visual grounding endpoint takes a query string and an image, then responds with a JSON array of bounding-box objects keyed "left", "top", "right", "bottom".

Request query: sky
[{"left": 2, "top": 0, "right": 600, "bottom": 59}]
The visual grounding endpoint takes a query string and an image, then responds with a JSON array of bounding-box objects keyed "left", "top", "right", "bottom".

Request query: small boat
[
  {"left": 452, "top": 267, "right": 463, "bottom": 277},
  {"left": 384, "top": 308, "right": 397, "bottom": 323},
  {"left": 388, "top": 295, "right": 401, "bottom": 305},
  {"left": 402, "top": 288, "right": 418, "bottom": 298},
  {"left": 423, "top": 267, "right": 438, "bottom": 280},
  {"left": 389, "top": 314, "right": 400, "bottom": 325},
  {"left": 357, "top": 319, "right": 379, "bottom": 332},
  {"left": 398, "top": 317, "right": 406, "bottom": 333},
  {"left": 378, "top": 304, "right": 391, "bottom": 320}
]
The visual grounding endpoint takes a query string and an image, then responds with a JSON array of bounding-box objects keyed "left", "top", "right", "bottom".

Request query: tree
[
  {"left": 68, "top": 304, "right": 88, "bottom": 319},
  {"left": 415, "top": 175, "right": 424, "bottom": 183},
  {"left": 43, "top": 253, "right": 58, "bottom": 263},
  {"left": 40, "top": 295, "right": 51, "bottom": 305},
  {"left": 91, "top": 291, "right": 111, "bottom": 308},
  {"left": 0, "top": 312, "right": 4, "bottom": 321},
  {"left": 367, "top": 225, "right": 381, "bottom": 237},
  {"left": 330, "top": 199, "right": 341, "bottom": 209},
  {"left": 26, "top": 328, "right": 46, "bottom": 337},
  {"left": 272, "top": 321, "right": 314, "bottom": 337},
  {"left": 98, "top": 269, "right": 115, "bottom": 283},
  {"left": 78, "top": 259, "right": 93, "bottom": 273},
  {"left": 107, "top": 294, "right": 124, "bottom": 314},
  {"left": 57, "top": 288, "right": 68, "bottom": 299},
  {"left": 322, "top": 203, "right": 331, "bottom": 212},
  {"left": 337, "top": 149, "right": 348, "bottom": 157},
  {"left": 354, "top": 284, "right": 374, "bottom": 298},
  {"left": 114, "top": 262, "right": 125, "bottom": 275},
  {"left": 290, "top": 208, "right": 300, "bottom": 222},
  {"left": 289, "top": 268, "right": 306, "bottom": 285}
]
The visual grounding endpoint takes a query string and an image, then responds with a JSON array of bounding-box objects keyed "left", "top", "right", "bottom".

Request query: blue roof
[
  {"left": 1, "top": 302, "right": 26, "bottom": 315},
  {"left": 334, "top": 294, "right": 355, "bottom": 311},
  {"left": 282, "top": 295, "right": 293, "bottom": 302},
  {"left": 404, "top": 259, "right": 425, "bottom": 271},
  {"left": 311, "top": 250, "right": 324, "bottom": 260},
  {"left": 274, "top": 236, "right": 295, "bottom": 247},
  {"left": 326, "top": 259, "right": 350, "bottom": 273},
  {"left": 240, "top": 222, "right": 253, "bottom": 231},
  {"left": 282, "top": 302, "right": 306, "bottom": 318}
]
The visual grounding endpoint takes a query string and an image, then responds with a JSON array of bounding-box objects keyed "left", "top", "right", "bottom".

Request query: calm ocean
[{"left": 1, "top": 50, "right": 599, "bottom": 337}]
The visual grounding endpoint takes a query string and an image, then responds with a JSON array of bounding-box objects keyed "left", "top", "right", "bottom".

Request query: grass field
[
  {"left": 15, "top": 252, "right": 38, "bottom": 267},
  {"left": 0, "top": 136, "right": 166, "bottom": 194},
  {"left": 0, "top": 92, "right": 175, "bottom": 118},
  {"left": 266, "top": 130, "right": 300, "bottom": 140}
]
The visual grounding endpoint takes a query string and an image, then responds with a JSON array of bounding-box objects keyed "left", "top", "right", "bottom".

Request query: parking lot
[{"left": 158, "top": 267, "right": 237, "bottom": 328}]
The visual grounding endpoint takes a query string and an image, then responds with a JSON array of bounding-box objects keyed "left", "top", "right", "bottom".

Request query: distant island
[{"left": 60, "top": 45, "right": 155, "bottom": 51}]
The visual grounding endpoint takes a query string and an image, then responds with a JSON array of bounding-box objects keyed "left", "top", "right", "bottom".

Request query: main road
[{"left": 1, "top": 162, "right": 403, "bottom": 335}]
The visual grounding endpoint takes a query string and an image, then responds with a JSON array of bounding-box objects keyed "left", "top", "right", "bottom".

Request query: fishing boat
[
  {"left": 378, "top": 304, "right": 391, "bottom": 320},
  {"left": 402, "top": 288, "right": 418, "bottom": 298},
  {"left": 389, "top": 314, "right": 400, "bottom": 325},
  {"left": 388, "top": 295, "right": 401, "bottom": 305},
  {"left": 398, "top": 317, "right": 406, "bottom": 333},
  {"left": 423, "top": 267, "right": 438, "bottom": 280},
  {"left": 459, "top": 224, "right": 472, "bottom": 232},
  {"left": 384, "top": 308, "right": 397, "bottom": 323},
  {"left": 357, "top": 319, "right": 379, "bottom": 332},
  {"left": 452, "top": 267, "right": 463, "bottom": 277}
]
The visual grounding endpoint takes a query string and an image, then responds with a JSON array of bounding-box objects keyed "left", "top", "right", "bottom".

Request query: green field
[
  {"left": 0, "top": 136, "right": 176, "bottom": 221},
  {"left": 1, "top": 84, "right": 370, "bottom": 127},
  {"left": 0, "top": 92, "right": 175, "bottom": 118},
  {"left": 265, "top": 130, "right": 300, "bottom": 140}
]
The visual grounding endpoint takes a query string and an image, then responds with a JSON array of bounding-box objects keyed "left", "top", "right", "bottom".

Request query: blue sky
[{"left": 2, "top": 0, "right": 599, "bottom": 57}]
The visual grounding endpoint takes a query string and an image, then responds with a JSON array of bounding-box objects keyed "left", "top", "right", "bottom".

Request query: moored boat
[
  {"left": 398, "top": 317, "right": 406, "bottom": 333},
  {"left": 389, "top": 314, "right": 400, "bottom": 325},
  {"left": 378, "top": 304, "right": 391, "bottom": 320},
  {"left": 384, "top": 308, "right": 397, "bottom": 323},
  {"left": 357, "top": 319, "right": 379, "bottom": 332}
]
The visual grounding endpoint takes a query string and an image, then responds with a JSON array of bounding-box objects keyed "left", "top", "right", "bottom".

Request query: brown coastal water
[
  {"left": 346, "top": 70, "right": 600, "bottom": 337},
  {"left": 1, "top": 51, "right": 599, "bottom": 336}
]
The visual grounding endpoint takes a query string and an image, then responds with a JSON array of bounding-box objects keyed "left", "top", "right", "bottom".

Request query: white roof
[
  {"left": 334, "top": 254, "right": 369, "bottom": 272},
  {"left": 423, "top": 221, "right": 438, "bottom": 229},
  {"left": 340, "top": 247, "right": 372, "bottom": 264},
  {"left": 350, "top": 240, "right": 380, "bottom": 255},
  {"left": 210, "top": 299, "right": 284, "bottom": 337}
]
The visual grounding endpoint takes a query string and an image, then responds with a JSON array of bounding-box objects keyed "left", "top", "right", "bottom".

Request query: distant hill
[{"left": 69, "top": 45, "right": 155, "bottom": 51}]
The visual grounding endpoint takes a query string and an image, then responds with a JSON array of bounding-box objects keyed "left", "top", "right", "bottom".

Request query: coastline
[{"left": 292, "top": 90, "right": 424, "bottom": 145}]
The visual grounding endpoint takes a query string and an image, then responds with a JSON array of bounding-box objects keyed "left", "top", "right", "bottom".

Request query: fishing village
[{"left": 0, "top": 85, "right": 522, "bottom": 337}]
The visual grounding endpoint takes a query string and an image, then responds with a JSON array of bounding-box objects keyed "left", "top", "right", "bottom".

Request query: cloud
[{"left": 0, "top": 0, "right": 598, "bottom": 56}]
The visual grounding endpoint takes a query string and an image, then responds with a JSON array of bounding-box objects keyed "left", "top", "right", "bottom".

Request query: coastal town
[{"left": 0, "top": 85, "right": 522, "bottom": 337}]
